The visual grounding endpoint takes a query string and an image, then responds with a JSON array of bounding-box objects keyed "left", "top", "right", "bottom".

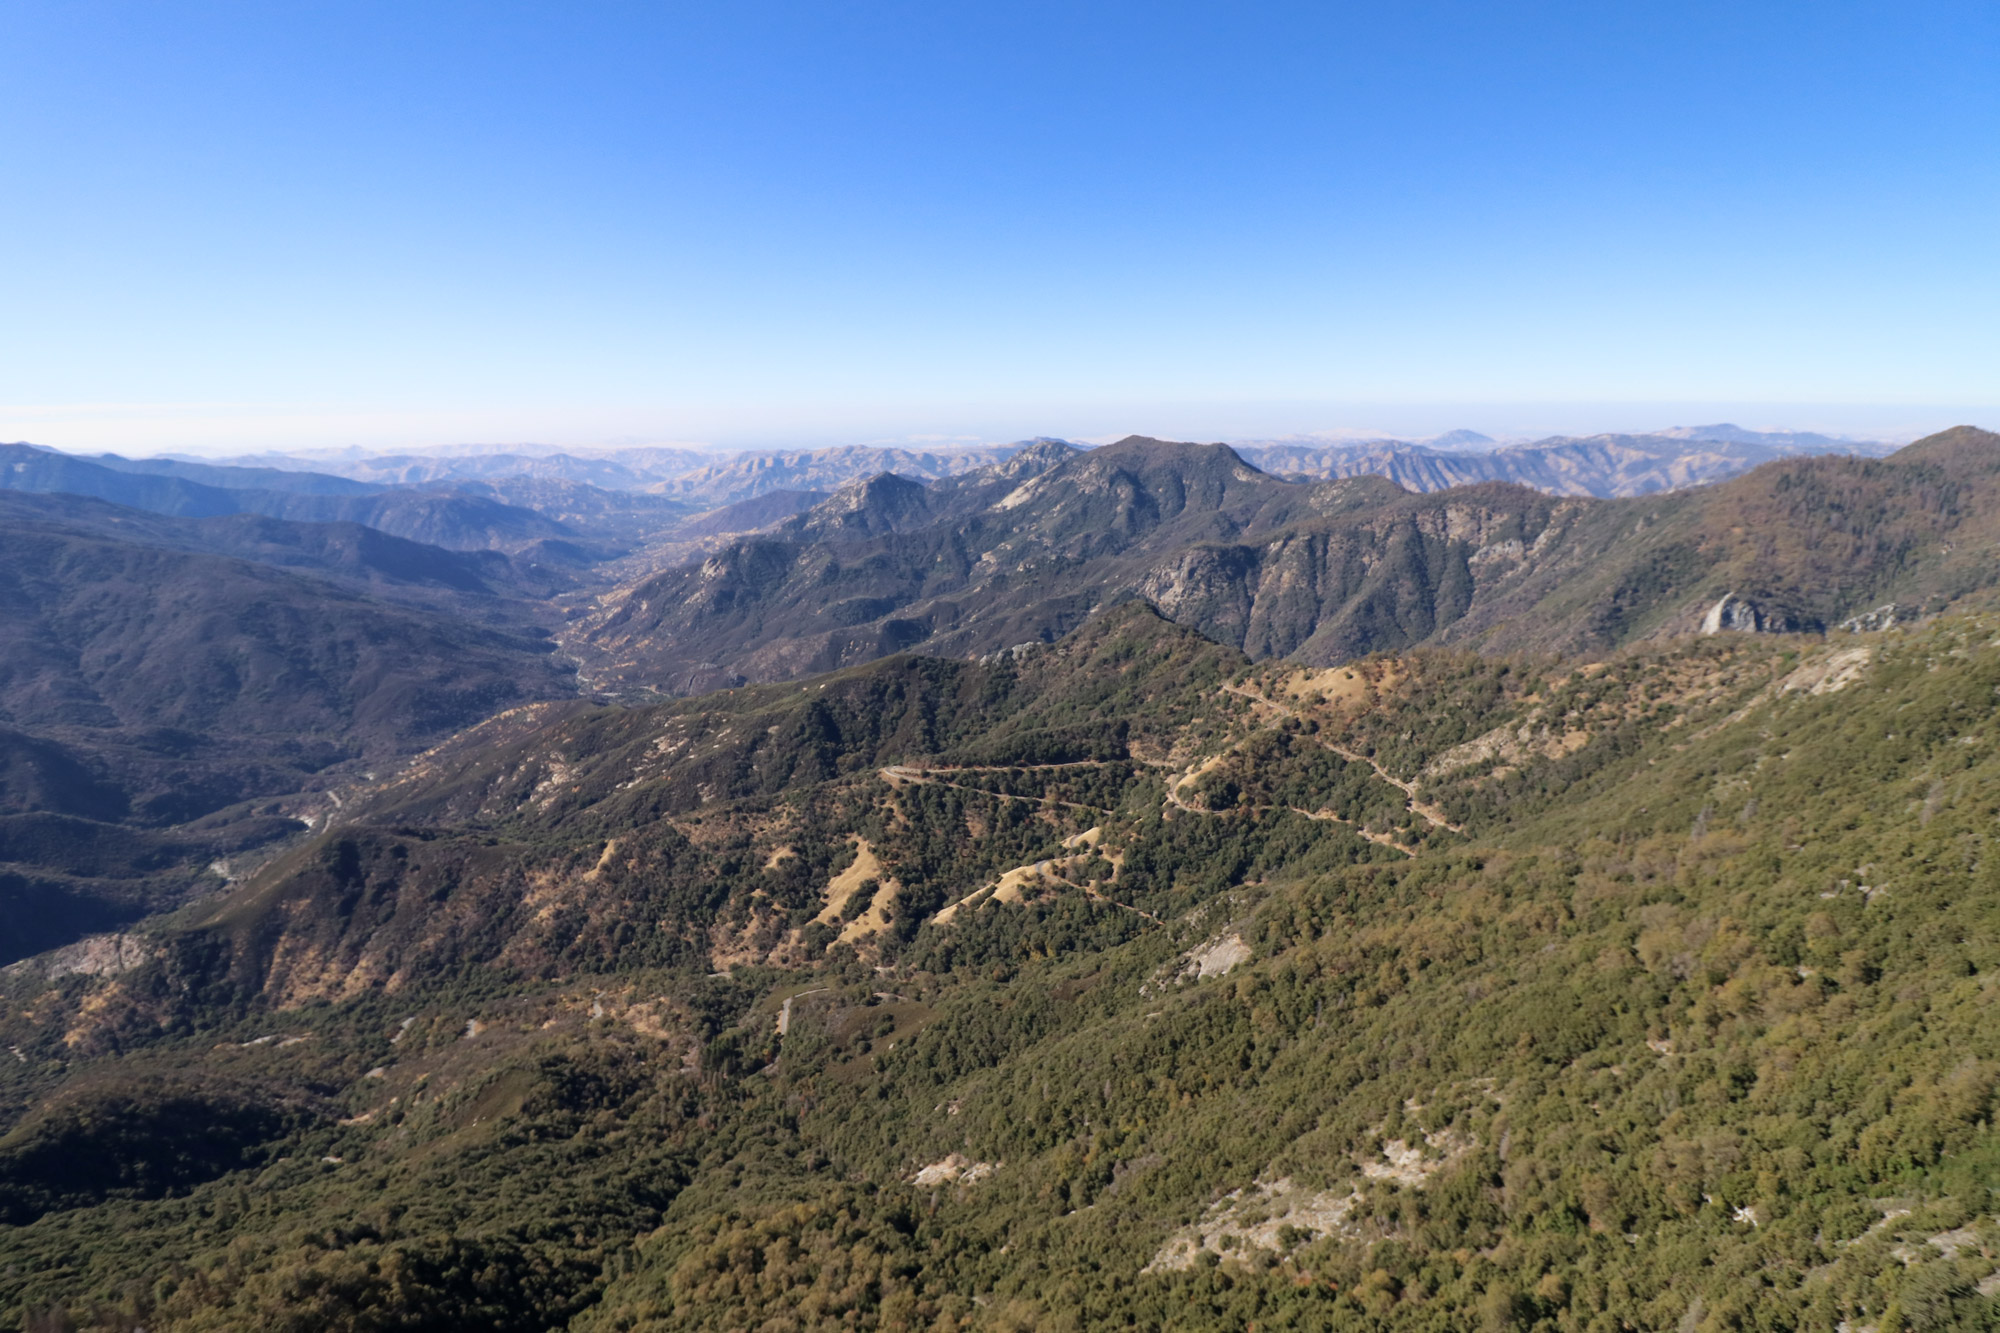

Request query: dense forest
[{"left": 3, "top": 601, "right": 1999, "bottom": 1330}]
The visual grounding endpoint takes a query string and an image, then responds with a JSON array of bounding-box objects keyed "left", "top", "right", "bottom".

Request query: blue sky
[{"left": 1, "top": 1, "right": 1995, "bottom": 453}]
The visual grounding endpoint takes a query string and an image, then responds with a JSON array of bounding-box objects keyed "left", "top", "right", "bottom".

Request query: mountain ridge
[
  {"left": 34, "top": 422, "right": 1895, "bottom": 515},
  {"left": 0, "top": 444, "right": 578, "bottom": 553},
  {"left": 569, "top": 427, "right": 2000, "bottom": 697},
  {"left": 1236, "top": 425, "right": 1898, "bottom": 498}
]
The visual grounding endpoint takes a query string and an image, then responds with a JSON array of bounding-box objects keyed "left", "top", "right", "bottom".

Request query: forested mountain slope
[
  {"left": 579, "top": 427, "right": 2000, "bottom": 695},
  {"left": 6, "top": 604, "right": 2000, "bottom": 1330},
  {"left": 0, "top": 493, "right": 574, "bottom": 606}
]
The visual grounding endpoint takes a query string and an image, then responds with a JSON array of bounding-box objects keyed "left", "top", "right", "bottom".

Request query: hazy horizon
[
  {"left": 3, "top": 400, "right": 1984, "bottom": 461},
  {"left": 4, "top": 4, "right": 1994, "bottom": 458}
]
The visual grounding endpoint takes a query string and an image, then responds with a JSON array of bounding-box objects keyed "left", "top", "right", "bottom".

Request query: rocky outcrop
[
  {"left": 3, "top": 932, "right": 151, "bottom": 982},
  {"left": 1841, "top": 603, "right": 1905, "bottom": 633},
  {"left": 1700, "top": 593, "right": 1802, "bottom": 635}
]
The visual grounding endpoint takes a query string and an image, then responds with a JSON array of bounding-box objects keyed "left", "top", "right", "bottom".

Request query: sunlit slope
[
  {"left": 582, "top": 619, "right": 2000, "bottom": 1331},
  {"left": 4, "top": 611, "right": 2000, "bottom": 1329},
  {"left": 579, "top": 428, "right": 2000, "bottom": 696}
]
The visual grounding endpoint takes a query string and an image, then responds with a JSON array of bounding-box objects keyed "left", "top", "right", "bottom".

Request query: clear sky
[{"left": 1, "top": 1, "right": 1995, "bottom": 454}]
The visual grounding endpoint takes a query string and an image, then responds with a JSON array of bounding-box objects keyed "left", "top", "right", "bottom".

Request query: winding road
[{"left": 1219, "top": 683, "right": 1464, "bottom": 834}]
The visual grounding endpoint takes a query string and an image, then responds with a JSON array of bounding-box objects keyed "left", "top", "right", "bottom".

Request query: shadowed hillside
[{"left": 0, "top": 495, "right": 579, "bottom": 962}]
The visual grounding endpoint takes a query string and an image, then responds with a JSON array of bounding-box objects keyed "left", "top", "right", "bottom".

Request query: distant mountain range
[
  {"left": 573, "top": 427, "right": 2000, "bottom": 695},
  {"left": 1233, "top": 423, "right": 1896, "bottom": 497},
  {"left": 182, "top": 440, "right": 1041, "bottom": 506},
  {"left": 0, "top": 424, "right": 1902, "bottom": 585},
  {"left": 0, "top": 444, "right": 580, "bottom": 554},
  {"left": 119, "top": 424, "right": 1896, "bottom": 509}
]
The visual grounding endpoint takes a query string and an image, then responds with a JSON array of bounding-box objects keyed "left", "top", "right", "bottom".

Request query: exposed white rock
[
  {"left": 1701, "top": 593, "right": 1789, "bottom": 634},
  {"left": 1185, "top": 933, "right": 1252, "bottom": 979},
  {"left": 1841, "top": 604, "right": 1903, "bottom": 633},
  {"left": 1144, "top": 1177, "right": 1364, "bottom": 1273},
  {"left": 910, "top": 1154, "right": 997, "bottom": 1187},
  {"left": 1145, "top": 1129, "right": 1475, "bottom": 1272},
  {"left": 1777, "top": 646, "right": 1873, "bottom": 697},
  {"left": 2, "top": 932, "right": 151, "bottom": 982}
]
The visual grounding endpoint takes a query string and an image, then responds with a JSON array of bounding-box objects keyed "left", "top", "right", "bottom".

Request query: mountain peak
[
  {"left": 1890, "top": 424, "right": 2000, "bottom": 470},
  {"left": 782, "top": 471, "right": 935, "bottom": 540},
  {"left": 996, "top": 437, "right": 1082, "bottom": 474},
  {"left": 1089, "top": 436, "right": 1268, "bottom": 477}
]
